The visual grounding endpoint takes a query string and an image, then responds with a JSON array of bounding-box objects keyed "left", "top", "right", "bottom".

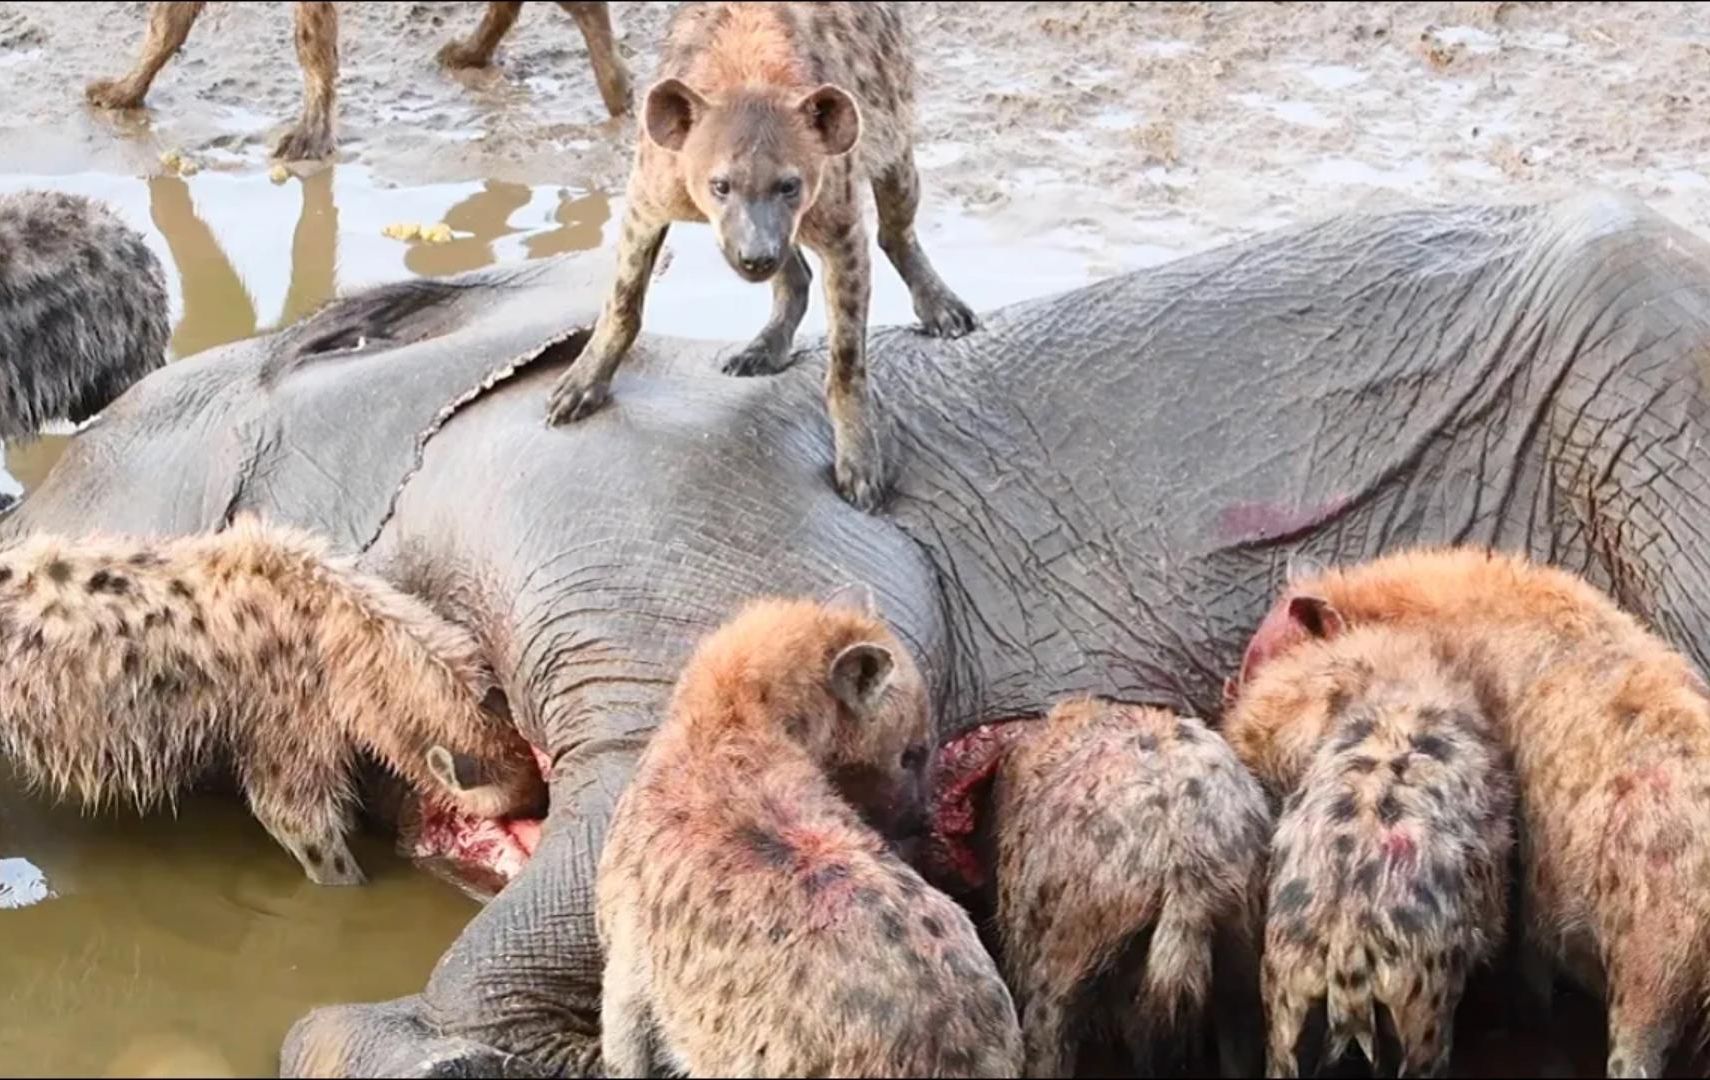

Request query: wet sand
[{"left": 0, "top": 2, "right": 1708, "bottom": 1076}]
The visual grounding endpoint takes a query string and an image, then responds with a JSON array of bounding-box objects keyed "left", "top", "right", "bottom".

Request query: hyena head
[{"left": 644, "top": 77, "right": 861, "bottom": 283}]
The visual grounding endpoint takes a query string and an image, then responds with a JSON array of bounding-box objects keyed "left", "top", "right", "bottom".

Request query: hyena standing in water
[
  {"left": 86, "top": 2, "right": 631, "bottom": 161},
  {"left": 1224, "top": 621, "right": 1514, "bottom": 1078},
  {"left": 986, "top": 699, "right": 1270, "bottom": 1079},
  {"left": 596, "top": 586, "right": 1022, "bottom": 1078},
  {"left": 0, "top": 514, "right": 545, "bottom": 885},
  {"left": 1238, "top": 546, "right": 1710, "bottom": 1078},
  {"left": 546, "top": 2, "right": 978, "bottom": 513}
]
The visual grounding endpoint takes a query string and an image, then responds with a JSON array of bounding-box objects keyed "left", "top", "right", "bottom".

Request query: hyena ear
[
  {"left": 1234, "top": 593, "right": 1347, "bottom": 696},
  {"left": 478, "top": 685, "right": 513, "bottom": 724},
  {"left": 797, "top": 84, "right": 861, "bottom": 157},
  {"left": 645, "top": 78, "right": 708, "bottom": 152},
  {"left": 822, "top": 581, "right": 878, "bottom": 618},
  {"left": 426, "top": 745, "right": 479, "bottom": 792},
  {"left": 1287, "top": 595, "right": 1345, "bottom": 639},
  {"left": 829, "top": 642, "right": 895, "bottom": 716}
]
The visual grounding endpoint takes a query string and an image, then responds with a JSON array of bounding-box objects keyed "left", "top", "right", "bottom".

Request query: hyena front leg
[
  {"left": 243, "top": 726, "right": 365, "bottom": 886},
  {"left": 722, "top": 246, "right": 812, "bottom": 377},
  {"left": 273, "top": 1, "right": 340, "bottom": 162},
  {"left": 545, "top": 200, "right": 668, "bottom": 424},
  {"left": 559, "top": 2, "right": 632, "bottom": 118},
  {"left": 437, "top": 1, "right": 525, "bottom": 69},
  {"left": 600, "top": 915, "right": 659, "bottom": 1079},
  {"left": 872, "top": 150, "right": 978, "bottom": 339},
  {"left": 806, "top": 219, "right": 887, "bottom": 513},
  {"left": 86, "top": 1, "right": 209, "bottom": 109}
]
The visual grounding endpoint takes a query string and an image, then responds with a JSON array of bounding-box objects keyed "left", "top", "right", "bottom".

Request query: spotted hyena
[
  {"left": 0, "top": 190, "right": 169, "bottom": 443},
  {"left": 85, "top": 2, "right": 631, "bottom": 161},
  {"left": 596, "top": 585, "right": 1021, "bottom": 1077},
  {"left": 0, "top": 514, "right": 546, "bottom": 885},
  {"left": 1237, "top": 546, "right": 1710, "bottom": 1078},
  {"left": 545, "top": 2, "right": 977, "bottom": 514},
  {"left": 1225, "top": 622, "right": 1514, "bottom": 1078},
  {"left": 983, "top": 698, "right": 1270, "bottom": 1079}
]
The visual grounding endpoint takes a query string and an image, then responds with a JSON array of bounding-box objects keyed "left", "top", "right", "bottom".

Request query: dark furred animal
[
  {"left": 596, "top": 586, "right": 1020, "bottom": 1077},
  {"left": 0, "top": 514, "right": 545, "bottom": 885},
  {"left": 990, "top": 699, "right": 1269, "bottom": 1078},
  {"left": 1240, "top": 547, "right": 1710, "bottom": 1079},
  {"left": 1225, "top": 623, "right": 1514, "bottom": 1078},
  {"left": 85, "top": 2, "right": 630, "bottom": 161},
  {"left": 545, "top": 1, "right": 977, "bottom": 513},
  {"left": 0, "top": 190, "right": 168, "bottom": 442}
]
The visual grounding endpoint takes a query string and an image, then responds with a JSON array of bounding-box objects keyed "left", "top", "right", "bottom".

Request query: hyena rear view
[
  {"left": 597, "top": 585, "right": 1022, "bottom": 1078},
  {"left": 546, "top": 2, "right": 977, "bottom": 513},
  {"left": 1240, "top": 547, "right": 1710, "bottom": 1078},
  {"left": 989, "top": 699, "right": 1271, "bottom": 1079},
  {"left": 1225, "top": 623, "right": 1514, "bottom": 1078},
  {"left": 0, "top": 514, "right": 545, "bottom": 885}
]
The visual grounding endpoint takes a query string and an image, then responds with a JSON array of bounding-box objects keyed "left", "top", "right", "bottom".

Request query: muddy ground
[{"left": 0, "top": 2, "right": 1707, "bottom": 1076}]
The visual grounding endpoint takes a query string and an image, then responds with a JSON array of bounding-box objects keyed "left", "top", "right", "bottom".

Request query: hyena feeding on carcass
[
  {"left": 0, "top": 515, "right": 545, "bottom": 885},
  {"left": 596, "top": 585, "right": 1022, "bottom": 1078},
  {"left": 972, "top": 698, "right": 1271, "bottom": 1079},
  {"left": 546, "top": 1, "right": 978, "bottom": 513},
  {"left": 1237, "top": 546, "right": 1710, "bottom": 1078},
  {"left": 1224, "top": 618, "right": 1515, "bottom": 1078}
]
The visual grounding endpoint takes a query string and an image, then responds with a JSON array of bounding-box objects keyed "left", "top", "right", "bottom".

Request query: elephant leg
[{"left": 281, "top": 743, "right": 642, "bottom": 1078}]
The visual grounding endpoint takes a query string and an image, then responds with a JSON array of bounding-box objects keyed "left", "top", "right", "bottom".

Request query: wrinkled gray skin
[{"left": 7, "top": 191, "right": 1710, "bottom": 1077}]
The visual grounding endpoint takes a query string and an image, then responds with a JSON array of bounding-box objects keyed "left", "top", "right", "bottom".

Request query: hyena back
[
  {"left": 991, "top": 699, "right": 1270, "bottom": 1078},
  {"left": 1242, "top": 546, "right": 1710, "bottom": 1078},
  {"left": 1226, "top": 623, "right": 1514, "bottom": 1078},
  {"left": 0, "top": 514, "right": 545, "bottom": 885},
  {"left": 596, "top": 586, "right": 1021, "bottom": 1077},
  {"left": 546, "top": 2, "right": 977, "bottom": 513}
]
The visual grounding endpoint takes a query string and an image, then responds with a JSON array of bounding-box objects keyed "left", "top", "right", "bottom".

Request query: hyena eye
[
  {"left": 777, "top": 176, "right": 802, "bottom": 200},
  {"left": 901, "top": 745, "right": 927, "bottom": 771},
  {"left": 710, "top": 177, "right": 731, "bottom": 199}
]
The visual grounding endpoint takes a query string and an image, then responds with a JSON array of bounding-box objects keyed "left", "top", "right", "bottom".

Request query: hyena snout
[{"left": 720, "top": 201, "right": 795, "bottom": 282}]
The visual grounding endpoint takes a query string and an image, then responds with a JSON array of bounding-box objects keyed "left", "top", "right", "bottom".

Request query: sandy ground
[{"left": 1, "top": 2, "right": 1709, "bottom": 1075}]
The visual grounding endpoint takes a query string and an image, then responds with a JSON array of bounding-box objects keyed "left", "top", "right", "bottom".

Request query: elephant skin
[{"left": 6, "top": 190, "right": 1710, "bottom": 1077}]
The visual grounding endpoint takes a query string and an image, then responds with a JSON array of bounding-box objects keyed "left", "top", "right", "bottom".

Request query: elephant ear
[
  {"left": 829, "top": 642, "right": 895, "bottom": 717},
  {"left": 1231, "top": 592, "right": 1347, "bottom": 700},
  {"left": 822, "top": 581, "right": 879, "bottom": 618}
]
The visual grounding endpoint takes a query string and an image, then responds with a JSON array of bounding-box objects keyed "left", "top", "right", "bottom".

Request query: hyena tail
[
  {"left": 1324, "top": 916, "right": 1380, "bottom": 1069},
  {"left": 1143, "top": 894, "right": 1215, "bottom": 1039}
]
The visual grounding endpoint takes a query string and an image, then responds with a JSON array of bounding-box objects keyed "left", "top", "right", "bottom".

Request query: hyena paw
[
  {"left": 721, "top": 337, "right": 798, "bottom": 378},
  {"left": 299, "top": 842, "right": 367, "bottom": 887},
  {"left": 86, "top": 79, "right": 147, "bottom": 110},
  {"left": 834, "top": 442, "right": 889, "bottom": 514},
  {"left": 916, "top": 288, "right": 979, "bottom": 339},
  {"left": 545, "top": 370, "right": 612, "bottom": 426},
  {"left": 273, "top": 122, "right": 336, "bottom": 163},
  {"left": 436, "top": 40, "right": 494, "bottom": 70}
]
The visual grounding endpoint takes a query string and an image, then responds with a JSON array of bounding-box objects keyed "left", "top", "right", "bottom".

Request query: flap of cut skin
[
  {"left": 401, "top": 747, "right": 551, "bottom": 896},
  {"left": 927, "top": 719, "right": 1035, "bottom": 895}
]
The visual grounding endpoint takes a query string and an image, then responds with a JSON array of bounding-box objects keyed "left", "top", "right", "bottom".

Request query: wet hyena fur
[
  {"left": 85, "top": 2, "right": 630, "bottom": 162},
  {"left": 0, "top": 190, "right": 168, "bottom": 443},
  {"left": 1224, "top": 622, "right": 1514, "bottom": 1078},
  {"left": 1236, "top": 546, "right": 1710, "bottom": 1078},
  {"left": 0, "top": 513, "right": 546, "bottom": 886},
  {"left": 596, "top": 584, "right": 1022, "bottom": 1077},
  {"left": 986, "top": 698, "right": 1270, "bottom": 1079},
  {"left": 545, "top": 1, "right": 978, "bottom": 513}
]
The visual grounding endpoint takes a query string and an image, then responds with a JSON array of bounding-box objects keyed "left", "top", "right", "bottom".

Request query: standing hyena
[
  {"left": 545, "top": 2, "right": 978, "bottom": 513},
  {"left": 85, "top": 2, "right": 631, "bottom": 161},
  {"left": 0, "top": 514, "right": 546, "bottom": 885},
  {"left": 1235, "top": 546, "right": 1710, "bottom": 1078},
  {"left": 1224, "top": 622, "right": 1514, "bottom": 1078},
  {"left": 988, "top": 699, "right": 1270, "bottom": 1079},
  {"left": 596, "top": 585, "right": 1022, "bottom": 1078}
]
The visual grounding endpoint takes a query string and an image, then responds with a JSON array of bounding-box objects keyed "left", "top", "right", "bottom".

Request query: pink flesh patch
[
  {"left": 926, "top": 719, "right": 1037, "bottom": 895},
  {"left": 402, "top": 745, "right": 552, "bottom": 890}
]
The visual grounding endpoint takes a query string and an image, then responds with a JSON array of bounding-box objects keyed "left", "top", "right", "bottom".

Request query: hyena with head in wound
[
  {"left": 86, "top": 2, "right": 631, "bottom": 161},
  {"left": 1224, "top": 620, "right": 1514, "bottom": 1078},
  {"left": 596, "top": 585, "right": 1022, "bottom": 1078},
  {"left": 546, "top": 2, "right": 978, "bottom": 513},
  {"left": 0, "top": 514, "right": 545, "bottom": 886},
  {"left": 982, "top": 698, "right": 1270, "bottom": 1079},
  {"left": 0, "top": 190, "right": 169, "bottom": 443},
  {"left": 1237, "top": 546, "right": 1710, "bottom": 1078}
]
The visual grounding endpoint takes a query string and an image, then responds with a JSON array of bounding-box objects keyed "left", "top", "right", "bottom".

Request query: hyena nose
[{"left": 738, "top": 251, "right": 780, "bottom": 278}]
